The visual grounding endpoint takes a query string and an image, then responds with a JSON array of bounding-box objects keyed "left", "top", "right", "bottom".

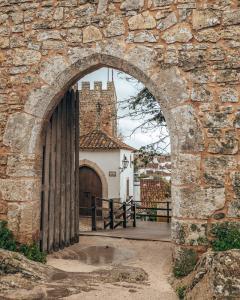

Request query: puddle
[{"left": 48, "top": 245, "right": 135, "bottom": 269}]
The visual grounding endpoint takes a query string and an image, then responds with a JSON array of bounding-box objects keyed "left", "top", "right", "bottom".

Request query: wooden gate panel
[
  {"left": 41, "top": 88, "right": 80, "bottom": 252},
  {"left": 75, "top": 90, "right": 80, "bottom": 243},
  {"left": 60, "top": 95, "right": 67, "bottom": 248}
]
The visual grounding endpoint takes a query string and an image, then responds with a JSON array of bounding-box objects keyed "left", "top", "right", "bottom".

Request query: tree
[{"left": 117, "top": 72, "right": 170, "bottom": 160}]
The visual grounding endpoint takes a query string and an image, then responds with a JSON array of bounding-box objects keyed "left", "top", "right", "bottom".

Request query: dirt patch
[{"left": 1, "top": 236, "right": 177, "bottom": 300}]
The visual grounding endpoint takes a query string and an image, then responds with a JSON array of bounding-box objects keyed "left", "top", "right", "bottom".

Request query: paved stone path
[{"left": 80, "top": 221, "right": 171, "bottom": 242}]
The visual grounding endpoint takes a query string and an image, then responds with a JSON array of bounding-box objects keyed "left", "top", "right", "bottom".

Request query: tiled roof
[{"left": 79, "top": 129, "right": 136, "bottom": 151}]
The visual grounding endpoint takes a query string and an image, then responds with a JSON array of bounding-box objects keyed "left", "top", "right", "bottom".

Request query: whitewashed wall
[
  {"left": 79, "top": 150, "right": 120, "bottom": 199},
  {"left": 119, "top": 149, "right": 134, "bottom": 202},
  {"left": 79, "top": 149, "right": 134, "bottom": 202}
]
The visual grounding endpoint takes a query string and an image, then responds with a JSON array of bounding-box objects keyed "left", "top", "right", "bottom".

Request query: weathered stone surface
[
  {"left": 120, "top": 0, "right": 144, "bottom": 11},
  {"left": 3, "top": 113, "right": 41, "bottom": 154},
  {"left": 191, "top": 85, "right": 213, "bottom": 102},
  {"left": 192, "top": 10, "right": 220, "bottom": 30},
  {"left": 194, "top": 28, "right": 220, "bottom": 43},
  {"left": 172, "top": 220, "right": 208, "bottom": 246},
  {"left": 83, "top": 25, "right": 102, "bottom": 43},
  {"left": 37, "top": 31, "right": 62, "bottom": 41},
  {"left": 105, "top": 17, "right": 125, "bottom": 37},
  {"left": 0, "top": 179, "right": 39, "bottom": 202},
  {"left": 0, "top": 36, "right": 9, "bottom": 48},
  {"left": 223, "top": 9, "right": 240, "bottom": 26},
  {"left": 219, "top": 87, "right": 238, "bottom": 102},
  {"left": 204, "top": 156, "right": 236, "bottom": 188},
  {"left": 13, "top": 49, "right": 41, "bottom": 66},
  {"left": 40, "top": 56, "right": 69, "bottom": 84},
  {"left": 153, "top": 0, "right": 174, "bottom": 7},
  {"left": 181, "top": 250, "right": 240, "bottom": 300},
  {"left": 172, "top": 185, "right": 225, "bottom": 218},
  {"left": 162, "top": 23, "right": 192, "bottom": 43},
  {"left": 97, "top": 0, "right": 108, "bottom": 14},
  {"left": 127, "top": 31, "right": 157, "bottom": 43},
  {"left": 208, "top": 130, "right": 238, "bottom": 155},
  {"left": 42, "top": 40, "right": 65, "bottom": 50},
  {"left": 157, "top": 12, "right": 177, "bottom": 31},
  {"left": 66, "top": 28, "right": 82, "bottom": 43},
  {"left": 172, "top": 154, "right": 201, "bottom": 186},
  {"left": 128, "top": 12, "right": 156, "bottom": 30}
]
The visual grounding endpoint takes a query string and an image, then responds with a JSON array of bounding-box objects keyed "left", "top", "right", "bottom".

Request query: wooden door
[
  {"left": 40, "top": 88, "right": 80, "bottom": 252},
  {"left": 79, "top": 166, "right": 102, "bottom": 216}
]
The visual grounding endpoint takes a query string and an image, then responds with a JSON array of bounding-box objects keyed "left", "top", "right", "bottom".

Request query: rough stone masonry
[{"left": 0, "top": 0, "right": 240, "bottom": 258}]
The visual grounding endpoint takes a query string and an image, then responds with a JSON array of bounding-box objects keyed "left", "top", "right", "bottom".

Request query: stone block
[
  {"left": 191, "top": 84, "right": 213, "bottom": 102},
  {"left": 208, "top": 130, "right": 238, "bottom": 155},
  {"left": 3, "top": 112, "right": 41, "bottom": 154},
  {"left": 172, "top": 219, "right": 208, "bottom": 246},
  {"left": 219, "top": 88, "right": 239, "bottom": 103},
  {"left": 127, "top": 31, "right": 157, "bottom": 43},
  {"left": 171, "top": 154, "right": 201, "bottom": 186},
  {"left": 223, "top": 9, "right": 240, "bottom": 26},
  {"left": 83, "top": 25, "right": 102, "bottom": 43},
  {"left": 157, "top": 12, "right": 177, "bottom": 31},
  {"left": 13, "top": 49, "right": 41, "bottom": 66},
  {"left": 66, "top": 28, "right": 83, "bottom": 43},
  {"left": 194, "top": 28, "right": 220, "bottom": 43},
  {"left": 153, "top": 0, "right": 174, "bottom": 7},
  {"left": 172, "top": 185, "right": 225, "bottom": 218},
  {"left": 120, "top": 0, "right": 144, "bottom": 11},
  {"left": 40, "top": 56, "right": 69, "bottom": 85},
  {"left": 128, "top": 12, "right": 156, "bottom": 30},
  {"left": 192, "top": 9, "right": 220, "bottom": 30},
  {"left": 0, "top": 178, "right": 39, "bottom": 202},
  {"left": 104, "top": 17, "right": 125, "bottom": 37},
  {"left": 162, "top": 23, "right": 192, "bottom": 43}
]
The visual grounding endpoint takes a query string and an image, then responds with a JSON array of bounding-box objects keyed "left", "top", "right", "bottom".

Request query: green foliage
[
  {"left": 0, "top": 221, "right": 46, "bottom": 263},
  {"left": 19, "top": 243, "right": 46, "bottom": 263},
  {"left": 211, "top": 222, "right": 240, "bottom": 251},
  {"left": 176, "top": 286, "right": 186, "bottom": 299},
  {"left": 173, "top": 249, "right": 198, "bottom": 278},
  {"left": 0, "top": 221, "right": 17, "bottom": 251}
]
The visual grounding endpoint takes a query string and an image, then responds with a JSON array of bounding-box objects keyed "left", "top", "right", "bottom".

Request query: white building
[{"left": 79, "top": 129, "right": 135, "bottom": 215}]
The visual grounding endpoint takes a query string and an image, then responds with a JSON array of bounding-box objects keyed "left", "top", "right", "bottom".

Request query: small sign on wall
[{"left": 109, "top": 171, "right": 117, "bottom": 177}]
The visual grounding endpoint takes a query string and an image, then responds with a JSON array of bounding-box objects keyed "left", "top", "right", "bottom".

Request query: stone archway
[
  {"left": 0, "top": 1, "right": 239, "bottom": 258},
  {"left": 79, "top": 159, "right": 108, "bottom": 199}
]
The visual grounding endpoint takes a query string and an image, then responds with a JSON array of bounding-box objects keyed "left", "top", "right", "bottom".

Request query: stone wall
[
  {"left": 79, "top": 81, "right": 117, "bottom": 136},
  {"left": 0, "top": 0, "right": 239, "bottom": 257}
]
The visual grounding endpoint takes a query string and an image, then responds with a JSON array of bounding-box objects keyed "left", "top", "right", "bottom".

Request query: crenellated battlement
[
  {"left": 80, "top": 81, "right": 115, "bottom": 92},
  {"left": 79, "top": 81, "right": 117, "bottom": 137}
]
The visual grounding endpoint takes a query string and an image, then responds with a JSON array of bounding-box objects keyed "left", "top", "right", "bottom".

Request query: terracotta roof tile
[{"left": 79, "top": 129, "right": 136, "bottom": 151}]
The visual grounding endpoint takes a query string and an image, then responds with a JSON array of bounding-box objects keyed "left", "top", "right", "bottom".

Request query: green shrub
[
  {"left": 0, "top": 221, "right": 46, "bottom": 263},
  {"left": 0, "top": 220, "right": 17, "bottom": 251},
  {"left": 173, "top": 248, "right": 198, "bottom": 278},
  {"left": 176, "top": 286, "right": 186, "bottom": 299},
  {"left": 211, "top": 222, "right": 240, "bottom": 251}
]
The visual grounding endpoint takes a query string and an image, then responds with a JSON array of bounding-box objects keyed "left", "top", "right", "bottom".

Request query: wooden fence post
[
  {"left": 123, "top": 202, "right": 127, "bottom": 228},
  {"left": 109, "top": 199, "right": 114, "bottom": 230},
  {"left": 92, "top": 196, "right": 97, "bottom": 231},
  {"left": 167, "top": 201, "right": 170, "bottom": 223},
  {"left": 132, "top": 201, "right": 136, "bottom": 228}
]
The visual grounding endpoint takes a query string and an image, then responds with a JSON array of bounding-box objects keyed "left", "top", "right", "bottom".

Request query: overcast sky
[{"left": 78, "top": 67, "right": 169, "bottom": 151}]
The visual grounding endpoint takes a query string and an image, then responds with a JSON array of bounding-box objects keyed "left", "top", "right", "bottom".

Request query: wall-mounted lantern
[{"left": 119, "top": 155, "right": 129, "bottom": 173}]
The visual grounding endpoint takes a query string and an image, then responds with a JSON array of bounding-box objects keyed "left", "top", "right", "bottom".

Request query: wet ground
[
  {"left": 1, "top": 235, "right": 177, "bottom": 300},
  {"left": 47, "top": 236, "right": 177, "bottom": 299}
]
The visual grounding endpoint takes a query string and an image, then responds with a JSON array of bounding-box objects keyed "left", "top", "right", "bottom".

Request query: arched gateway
[{"left": 1, "top": 1, "right": 239, "bottom": 259}]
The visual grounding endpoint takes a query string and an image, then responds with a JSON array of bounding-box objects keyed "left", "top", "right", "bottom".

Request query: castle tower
[{"left": 79, "top": 81, "right": 117, "bottom": 137}]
